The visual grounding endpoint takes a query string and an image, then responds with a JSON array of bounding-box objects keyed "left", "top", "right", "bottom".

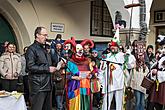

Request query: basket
[{"left": 141, "top": 75, "right": 154, "bottom": 90}]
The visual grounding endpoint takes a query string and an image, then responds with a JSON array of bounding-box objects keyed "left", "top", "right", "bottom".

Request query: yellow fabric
[{"left": 69, "top": 94, "right": 80, "bottom": 110}]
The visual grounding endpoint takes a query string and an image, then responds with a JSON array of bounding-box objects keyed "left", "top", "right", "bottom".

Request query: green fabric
[
  {"left": 123, "top": 54, "right": 129, "bottom": 70},
  {"left": 80, "top": 95, "right": 90, "bottom": 110}
]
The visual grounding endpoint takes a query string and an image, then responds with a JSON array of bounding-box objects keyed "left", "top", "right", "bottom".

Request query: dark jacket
[{"left": 26, "top": 40, "right": 52, "bottom": 95}]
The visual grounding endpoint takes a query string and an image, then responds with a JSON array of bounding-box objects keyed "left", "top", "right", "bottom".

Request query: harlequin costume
[{"left": 64, "top": 37, "right": 94, "bottom": 110}]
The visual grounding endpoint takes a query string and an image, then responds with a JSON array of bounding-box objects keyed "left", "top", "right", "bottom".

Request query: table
[{"left": 0, "top": 94, "right": 27, "bottom": 110}]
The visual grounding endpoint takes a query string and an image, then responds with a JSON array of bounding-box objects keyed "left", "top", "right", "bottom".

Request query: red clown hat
[{"left": 110, "top": 41, "right": 118, "bottom": 47}]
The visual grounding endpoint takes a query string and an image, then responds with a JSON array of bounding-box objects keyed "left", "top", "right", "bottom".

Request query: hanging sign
[{"left": 51, "top": 23, "right": 64, "bottom": 33}]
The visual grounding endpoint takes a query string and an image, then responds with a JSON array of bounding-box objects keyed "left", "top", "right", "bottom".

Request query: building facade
[{"left": 0, "top": 0, "right": 164, "bottom": 53}]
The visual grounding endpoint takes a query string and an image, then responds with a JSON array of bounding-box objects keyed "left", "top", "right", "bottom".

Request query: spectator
[
  {"left": 0, "top": 41, "right": 9, "bottom": 56},
  {"left": 91, "top": 49, "right": 101, "bottom": 67},
  {"left": 50, "top": 39, "right": 65, "bottom": 110},
  {"left": 155, "top": 50, "right": 161, "bottom": 61},
  {"left": 51, "top": 34, "right": 64, "bottom": 56},
  {"left": 130, "top": 41, "right": 150, "bottom": 110},
  {"left": 91, "top": 50, "right": 101, "bottom": 109},
  {"left": 146, "top": 45, "right": 155, "bottom": 69},
  {"left": 20, "top": 46, "right": 30, "bottom": 105},
  {"left": 119, "top": 45, "right": 125, "bottom": 53},
  {"left": 0, "top": 43, "right": 22, "bottom": 92}
]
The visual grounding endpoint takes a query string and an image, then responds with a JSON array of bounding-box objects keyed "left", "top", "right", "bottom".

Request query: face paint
[{"left": 76, "top": 44, "right": 83, "bottom": 57}]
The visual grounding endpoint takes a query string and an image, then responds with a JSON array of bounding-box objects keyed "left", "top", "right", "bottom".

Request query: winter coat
[
  {"left": 25, "top": 40, "right": 52, "bottom": 95},
  {"left": 0, "top": 52, "right": 21, "bottom": 79}
]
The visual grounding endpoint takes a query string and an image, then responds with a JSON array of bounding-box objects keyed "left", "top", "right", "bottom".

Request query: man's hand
[{"left": 49, "top": 66, "right": 56, "bottom": 73}]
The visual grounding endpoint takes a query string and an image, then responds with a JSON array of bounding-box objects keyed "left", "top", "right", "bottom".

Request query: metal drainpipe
[{"left": 139, "top": 0, "right": 147, "bottom": 41}]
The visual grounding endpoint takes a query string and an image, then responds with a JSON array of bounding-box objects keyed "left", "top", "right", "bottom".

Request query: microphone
[{"left": 102, "top": 59, "right": 123, "bottom": 66}]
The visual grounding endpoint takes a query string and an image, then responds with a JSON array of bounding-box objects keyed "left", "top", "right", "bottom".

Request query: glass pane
[{"left": 91, "top": 0, "right": 113, "bottom": 37}]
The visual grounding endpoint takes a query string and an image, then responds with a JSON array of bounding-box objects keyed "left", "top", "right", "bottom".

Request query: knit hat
[{"left": 92, "top": 49, "right": 98, "bottom": 53}]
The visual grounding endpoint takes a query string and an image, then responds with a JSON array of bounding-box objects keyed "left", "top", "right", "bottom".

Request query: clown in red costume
[{"left": 64, "top": 37, "right": 94, "bottom": 110}]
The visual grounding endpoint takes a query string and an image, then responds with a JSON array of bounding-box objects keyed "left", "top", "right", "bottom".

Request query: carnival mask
[{"left": 76, "top": 44, "right": 84, "bottom": 57}]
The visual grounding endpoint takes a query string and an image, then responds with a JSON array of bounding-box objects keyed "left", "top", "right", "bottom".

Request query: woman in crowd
[
  {"left": 146, "top": 45, "right": 155, "bottom": 69},
  {"left": 0, "top": 43, "right": 22, "bottom": 92},
  {"left": 130, "top": 42, "right": 149, "bottom": 110}
]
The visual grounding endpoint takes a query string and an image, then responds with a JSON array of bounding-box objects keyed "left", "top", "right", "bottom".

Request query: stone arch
[{"left": 0, "top": 0, "right": 31, "bottom": 53}]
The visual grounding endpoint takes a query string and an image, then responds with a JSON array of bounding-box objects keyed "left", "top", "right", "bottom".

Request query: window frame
[{"left": 90, "top": 0, "right": 113, "bottom": 37}]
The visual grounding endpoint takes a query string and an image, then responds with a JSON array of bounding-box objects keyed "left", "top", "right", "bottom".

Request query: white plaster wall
[
  {"left": 105, "top": 0, "right": 153, "bottom": 29},
  {"left": 105, "top": 0, "right": 140, "bottom": 28},
  {"left": 2, "top": 0, "right": 157, "bottom": 53},
  {"left": 4, "top": 0, "right": 112, "bottom": 52},
  {"left": 29, "top": 0, "right": 112, "bottom": 41}
]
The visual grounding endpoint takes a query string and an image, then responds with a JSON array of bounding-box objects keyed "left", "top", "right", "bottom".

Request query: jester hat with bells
[{"left": 64, "top": 37, "right": 94, "bottom": 62}]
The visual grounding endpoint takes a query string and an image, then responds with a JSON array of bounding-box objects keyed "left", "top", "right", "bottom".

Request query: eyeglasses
[{"left": 39, "top": 34, "right": 48, "bottom": 37}]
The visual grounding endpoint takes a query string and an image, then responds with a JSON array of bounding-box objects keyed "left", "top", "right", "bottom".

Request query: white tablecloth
[{"left": 0, "top": 95, "right": 27, "bottom": 110}]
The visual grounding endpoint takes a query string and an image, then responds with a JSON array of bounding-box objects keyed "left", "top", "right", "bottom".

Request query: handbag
[
  {"left": 141, "top": 72, "right": 154, "bottom": 90},
  {"left": 90, "top": 78, "right": 100, "bottom": 93},
  {"left": 125, "top": 87, "right": 134, "bottom": 100}
]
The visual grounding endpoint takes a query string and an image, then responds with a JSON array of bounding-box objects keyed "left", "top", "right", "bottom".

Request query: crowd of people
[{"left": 0, "top": 26, "right": 165, "bottom": 110}]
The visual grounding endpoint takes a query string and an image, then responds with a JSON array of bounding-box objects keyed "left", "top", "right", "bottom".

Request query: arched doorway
[
  {"left": 0, "top": 14, "right": 18, "bottom": 54},
  {"left": 0, "top": 14, "right": 17, "bottom": 44}
]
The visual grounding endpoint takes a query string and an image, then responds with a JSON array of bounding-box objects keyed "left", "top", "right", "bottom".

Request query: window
[
  {"left": 154, "top": 10, "right": 165, "bottom": 23},
  {"left": 90, "top": 0, "right": 113, "bottom": 37}
]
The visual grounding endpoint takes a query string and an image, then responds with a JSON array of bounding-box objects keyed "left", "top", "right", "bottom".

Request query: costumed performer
[
  {"left": 64, "top": 37, "right": 94, "bottom": 110},
  {"left": 99, "top": 28, "right": 125, "bottom": 110}
]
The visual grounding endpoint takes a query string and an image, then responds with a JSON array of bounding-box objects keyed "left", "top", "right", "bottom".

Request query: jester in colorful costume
[
  {"left": 64, "top": 37, "right": 94, "bottom": 110},
  {"left": 99, "top": 28, "right": 125, "bottom": 110}
]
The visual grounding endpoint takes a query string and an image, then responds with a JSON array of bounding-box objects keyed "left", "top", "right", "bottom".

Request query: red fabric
[
  {"left": 71, "top": 54, "right": 87, "bottom": 63},
  {"left": 110, "top": 41, "right": 118, "bottom": 47},
  {"left": 150, "top": 82, "right": 165, "bottom": 105}
]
